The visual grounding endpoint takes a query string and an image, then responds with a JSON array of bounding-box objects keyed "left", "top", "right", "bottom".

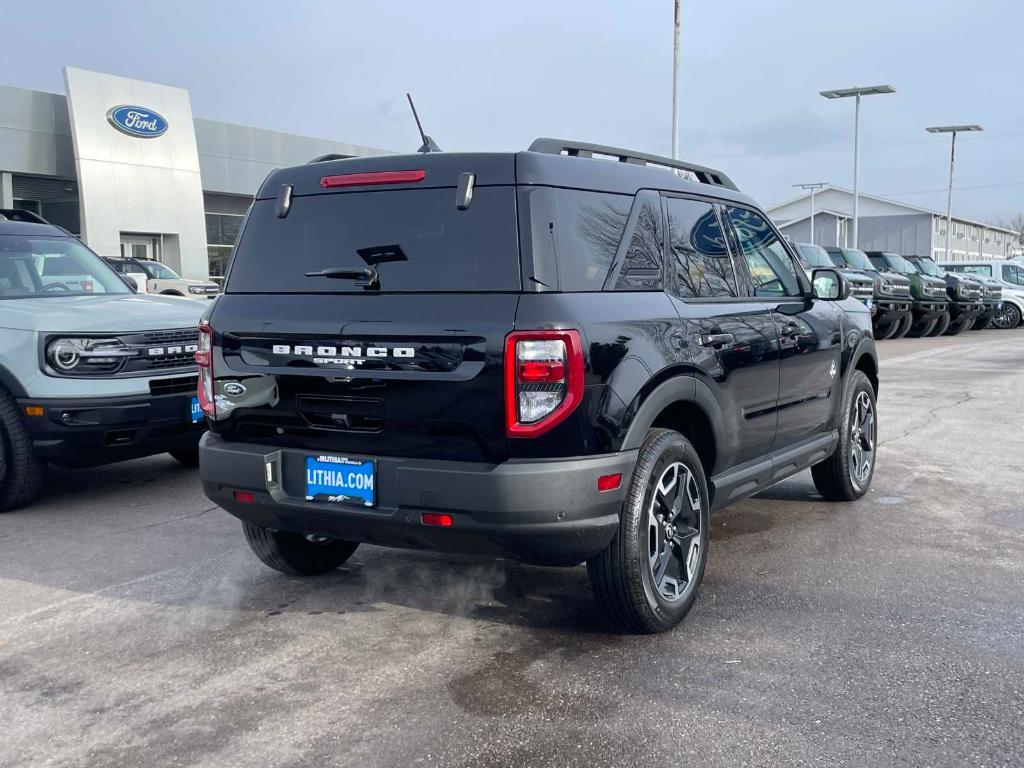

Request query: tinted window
[
  {"left": 665, "top": 198, "right": 737, "bottom": 298},
  {"left": 825, "top": 249, "right": 846, "bottom": 267},
  {"left": 609, "top": 192, "right": 664, "bottom": 291},
  {"left": 227, "top": 187, "right": 520, "bottom": 293},
  {"left": 725, "top": 207, "right": 800, "bottom": 297},
  {"left": 868, "top": 255, "right": 887, "bottom": 271},
  {"left": 524, "top": 188, "right": 632, "bottom": 291}
]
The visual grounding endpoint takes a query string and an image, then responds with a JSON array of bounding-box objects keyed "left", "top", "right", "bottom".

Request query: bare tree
[{"left": 993, "top": 213, "right": 1024, "bottom": 247}]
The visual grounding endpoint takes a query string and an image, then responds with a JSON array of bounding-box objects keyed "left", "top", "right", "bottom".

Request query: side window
[
  {"left": 664, "top": 197, "right": 738, "bottom": 299},
  {"left": 961, "top": 265, "right": 991, "bottom": 276},
  {"left": 724, "top": 206, "right": 801, "bottom": 297},
  {"left": 609, "top": 192, "right": 664, "bottom": 291},
  {"left": 525, "top": 188, "right": 632, "bottom": 291},
  {"left": 1004, "top": 264, "right": 1024, "bottom": 286}
]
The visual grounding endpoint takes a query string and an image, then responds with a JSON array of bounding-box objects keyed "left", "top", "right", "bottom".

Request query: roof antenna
[{"left": 406, "top": 93, "right": 441, "bottom": 153}]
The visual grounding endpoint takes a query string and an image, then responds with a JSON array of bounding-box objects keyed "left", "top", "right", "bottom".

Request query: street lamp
[
  {"left": 793, "top": 182, "right": 827, "bottom": 245},
  {"left": 925, "top": 124, "right": 983, "bottom": 261},
  {"left": 671, "top": 0, "right": 680, "bottom": 159},
  {"left": 820, "top": 85, "right": 896, "bottom": 247}
]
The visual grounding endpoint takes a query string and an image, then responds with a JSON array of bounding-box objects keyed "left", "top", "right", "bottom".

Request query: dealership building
[
  {"left": 768, "top": 185, "right": 1021, "bottom": 261},
  {"left": 0, "top": 67, "right": 390, "bottom": 279}
]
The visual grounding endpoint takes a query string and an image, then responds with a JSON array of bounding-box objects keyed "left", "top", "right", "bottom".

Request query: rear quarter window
[{"left": 520, "top": 188, "right": 633, "bottom": 291}]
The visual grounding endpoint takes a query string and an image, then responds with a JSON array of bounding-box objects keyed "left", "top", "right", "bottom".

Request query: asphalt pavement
[{"left": 2, "top": 330, "right": 1022, "bottom": 768}]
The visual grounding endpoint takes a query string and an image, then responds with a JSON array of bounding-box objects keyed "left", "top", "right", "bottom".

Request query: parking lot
[{"left": 1, "top": 330, "right": 1021, "bottom": 767}]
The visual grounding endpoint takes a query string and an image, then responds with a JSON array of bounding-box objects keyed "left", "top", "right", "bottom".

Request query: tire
[
  {"left": 169, "top": 448, "right": 200, "bottom": 467},
  {"left": 243, "top": 522, "right": 359, "bottom": 576},
  {"left": 907, "top": 316, "right": 937, "bottom": 338},
  {"left": 944, "top": 315, "right": 971, "bottom": 336},
  {"left": 992, "top": 303, "right": 1022, "bottom": 330},
  {"left": 971, "top": 315, "right": 992, "bottom": 331},
  {"left": 928, "top": 310, "right": 951, "bottom": 337},
  {"left": 874, "top": 318, "right": 899, "bottom": 340},
  {"left": 0, "top": 388, "right": 44, "bottom": 512},
  {"left": 811, "top": 370, "right": 877, "bottom": 502},
  {"left": 587, "top": 429, "right": 710, "bottom": 634},
  {"left": 890, "top": 312, "right": 913, "bottom": 339}
]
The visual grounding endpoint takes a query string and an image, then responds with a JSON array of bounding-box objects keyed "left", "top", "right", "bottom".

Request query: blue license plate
[
  {"left": 305, "top": 455, "right": 376, "bottom": 507},
  {"left": 190, "top": 396, "right": 203, "bottom": 423}
]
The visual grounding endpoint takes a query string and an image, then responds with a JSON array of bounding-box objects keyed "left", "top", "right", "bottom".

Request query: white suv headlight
[{"left": 45, "top": 337, "right": 136, "bottom": 375}]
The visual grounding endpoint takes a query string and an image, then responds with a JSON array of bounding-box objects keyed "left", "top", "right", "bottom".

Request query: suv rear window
[{"left": 226, "top": 187, "right": 520, "bottom": 293}]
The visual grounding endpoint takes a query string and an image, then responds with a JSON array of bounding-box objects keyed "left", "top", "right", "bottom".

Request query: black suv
[
  {"left": 198, "top": 140, "right": 879, "bottom": 633},
  {"left": 825, "top": 246, "right": 913, "bottom": 339}
]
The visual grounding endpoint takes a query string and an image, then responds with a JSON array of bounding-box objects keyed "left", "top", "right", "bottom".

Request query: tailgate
[{"left": 208, "top": 293, "right": 517, "bottom": 463}]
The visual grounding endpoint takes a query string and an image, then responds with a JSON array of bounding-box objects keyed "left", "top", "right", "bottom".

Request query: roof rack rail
[
  {"left": 0, "top": 208, "right": 49, "bottom": 224},
  {"left": 307, "top": 153, "right": 351, "bottom": 164},
  {"left": 527, "top": 138, "right": 738, "bottom": 191}
]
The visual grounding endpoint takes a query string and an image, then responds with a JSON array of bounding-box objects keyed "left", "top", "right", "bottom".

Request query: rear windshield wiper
[{"left": 304, "top": 266, "right": 379, "bottom": 289}]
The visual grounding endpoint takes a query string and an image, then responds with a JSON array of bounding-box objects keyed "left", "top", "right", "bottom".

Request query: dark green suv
[{"left": 865, "top": 252, "right": 948, "bottom": 337}]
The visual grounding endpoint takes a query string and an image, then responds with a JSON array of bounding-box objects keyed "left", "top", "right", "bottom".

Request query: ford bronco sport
[
  {"left": 0, "top": 211, "right": 205, "bottom": 511},
  {"left": 198, "top": 140, "right": 879, "bottom": 633}
]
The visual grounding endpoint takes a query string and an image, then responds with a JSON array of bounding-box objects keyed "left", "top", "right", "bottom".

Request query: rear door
[
  {"left": 662, "top": 195, "right": 780, "bottom": 469},
  {"left": 209, "top": 165, "right": 521, "bottom": 464},
  {"left": 723, "top": 206, "right": 843, "bottom": 450}
]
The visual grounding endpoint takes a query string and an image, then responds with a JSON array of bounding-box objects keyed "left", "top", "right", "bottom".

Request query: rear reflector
[
  {"left": 421, "top": 513, "right": 454, "bottom": 527},
  {"left": 597, "top": 473, "right": 622, "bottom": 492},
  {"left": 321, "top": 169, "right": 426, "bottom": 189},
  {"left": 233, "top": 490, "right": 256, "bottom": 504}
]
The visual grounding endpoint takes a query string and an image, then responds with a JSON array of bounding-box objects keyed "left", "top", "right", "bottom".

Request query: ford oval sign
[{"left": 106, "top": 105, "right": 168, "bottom": 138}]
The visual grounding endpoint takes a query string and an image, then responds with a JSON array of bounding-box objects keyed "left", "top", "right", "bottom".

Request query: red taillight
[
  {"left": 597, "top": 473, "right": 622, "bottom": 492},
  {"left": 504, "top": 330, "right": 584, "bottom": 438},
  {"left": 196, "top": 321, "right": 215, "bottom": 418},
  {"left": 320, "top": 169, "right": 426, "bottom": 189},
  {"left": 421, "top": 513, "right": 454, "bottom": 527},
  {"left": 233, "top": 490, "right": 255, "bottom": 504}
]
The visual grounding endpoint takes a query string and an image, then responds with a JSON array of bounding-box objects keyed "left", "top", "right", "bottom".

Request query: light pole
[
  {"left": 793, "top": 182, "right": 827, "bottom": 245},
  {"left": 820, "top": 85, "right": 896, "bottom": 247},
  {"left": 925, "top": 124, "right": 983, "bottom": 261},
  {"left": 671, "top": 0, "right": 680, "bottom": 159}
]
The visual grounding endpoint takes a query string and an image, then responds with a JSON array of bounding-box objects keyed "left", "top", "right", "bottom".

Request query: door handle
[{"left": 700, "top": 333, "right": 735, "bottom": 348}]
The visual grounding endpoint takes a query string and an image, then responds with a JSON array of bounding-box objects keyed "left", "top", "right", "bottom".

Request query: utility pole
[
  {"left": 925, "top": 124, "right": 983, "bottom": 261},
  {"left": 671, "top": 0, "right": 680, "bottom": 159},
  {"left": 794, "top": 182, "right": 827, "bottom": 245}
]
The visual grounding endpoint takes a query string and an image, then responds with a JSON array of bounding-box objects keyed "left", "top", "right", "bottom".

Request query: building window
[{"left": 205, "top": 212, "right": 245, "bottom": 279}]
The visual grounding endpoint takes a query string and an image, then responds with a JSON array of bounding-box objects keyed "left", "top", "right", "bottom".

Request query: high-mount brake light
[
  {"left": 504, "top": 330, "right": 584, "bottom": 438},
  {"left": 320, "top": 169, "right": 427, "bottom": 189},
  {"left": 196, "top": 321, "right": 215, "bottom": 418}
]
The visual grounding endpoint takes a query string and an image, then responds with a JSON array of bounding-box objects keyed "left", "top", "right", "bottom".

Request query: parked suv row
[{"left": 196, "top": 139, "right": 879, "bottom": 634}]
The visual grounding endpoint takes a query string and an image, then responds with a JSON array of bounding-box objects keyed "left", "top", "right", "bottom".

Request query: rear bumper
[
  {"left": 199, "top": 433, "right": 635, "bottom": 566},
  {"left": 19, "top": 392, "right": 205, "bottom": 467}
]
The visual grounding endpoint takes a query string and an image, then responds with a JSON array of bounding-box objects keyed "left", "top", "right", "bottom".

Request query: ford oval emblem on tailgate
[
  {"left": 223, "top": 382, "right": 247, "bottom": 397},
  {"left": 106, "top": 105, "right": 169, "bottom": 138}
]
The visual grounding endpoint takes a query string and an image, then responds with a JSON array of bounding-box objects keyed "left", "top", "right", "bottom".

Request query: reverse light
[
  {"left": 504, "top": 330, "right": 584, "bottom": 438},
  {"left": 320, "top": 169, "right": 426, "bottom": 189},
  {"left": 196, "top": 321, "right": 215, "bottom": 418}
]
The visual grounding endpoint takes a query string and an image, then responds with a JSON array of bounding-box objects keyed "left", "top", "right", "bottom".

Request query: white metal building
[
  {"left": 0, "top": 67, "right": 391, "bottom": 280},
  {"left": 768, "top": 185, "right": 1020, "bottom": 260}
]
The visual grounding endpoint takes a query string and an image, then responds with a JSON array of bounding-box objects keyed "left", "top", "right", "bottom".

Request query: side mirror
[{"left": 812, "top": 268, "right": 851, "bottom": 301}]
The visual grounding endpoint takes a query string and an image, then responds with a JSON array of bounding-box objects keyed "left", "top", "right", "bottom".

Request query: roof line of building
[{"left": 767, "top": 183, "right": 1018, "bottom": 235}]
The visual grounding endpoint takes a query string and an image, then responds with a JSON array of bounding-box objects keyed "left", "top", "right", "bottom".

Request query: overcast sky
[{"left": 3, "top": 0, "right": 1022, "bottom": 221}]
